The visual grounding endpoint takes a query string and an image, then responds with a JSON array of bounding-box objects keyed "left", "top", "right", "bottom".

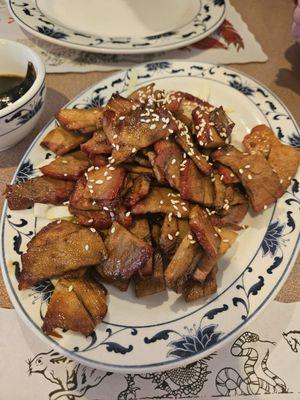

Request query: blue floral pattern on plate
[
  {"left": 8, "top": 0, "right": 226, "bottom": 54},
  {"left": 1, "top": 61, "right": 299, "bottom": 373}
]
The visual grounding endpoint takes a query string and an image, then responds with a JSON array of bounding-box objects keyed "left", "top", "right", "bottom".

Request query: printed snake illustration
[{"left": 216, "top": 331, "right": 287, "bottom": 396}]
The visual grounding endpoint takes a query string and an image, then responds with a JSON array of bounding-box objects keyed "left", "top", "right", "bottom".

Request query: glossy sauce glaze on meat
[{"left": 5, "top": 84, "right": 300, "bottom": 337}]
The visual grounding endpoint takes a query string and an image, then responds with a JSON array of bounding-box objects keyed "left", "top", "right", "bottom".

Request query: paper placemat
[
  {"left": 0, "top": 1, "right": 267, "bottom": 73},
  {"left": 0, "top": 300, "right": 299, "bottom": 400}
]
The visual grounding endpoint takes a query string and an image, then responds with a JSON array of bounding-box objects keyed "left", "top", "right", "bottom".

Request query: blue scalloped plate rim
[
  {"left": 0, "top": 60, "right": 299, "bottom": 373},
  {"left": 7, "top": 0, "right": 226, "bottom": 54}
]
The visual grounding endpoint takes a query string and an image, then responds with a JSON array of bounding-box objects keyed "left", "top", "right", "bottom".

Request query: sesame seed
[
  {"left": 220, "top": 175, "right": 224, "bottom": 181},
  {"left": 168, "top": 234, "right": 173, "bottom": 241},
  {"left": 280, "top": 179, "right": 283, "bottom": 184},
  {"left": 288, "top": 176, "right": 291, "bottom": 180},
  {"left": 96, "top": 179, "right": 103, "bottom": 184},
  {"left": 57, "top": 220, "right": 62, "bottom": 224},
  {"left": 182, "top": 206, "right": 188, "bottom": 211},
  {"left": 172, "top": 174, "right": 176, "bottom": 179},
  {"left": 169, "top": 129, "right": 174, "bottom": 134},
  {"left": 175, "top": 231, "right": 180, "bottom": 237},
  {"left": 88, "top": 185, "right": 93, "bottom": 189},
  {"left": 214, "top": 233, "right": 218, "bottom": 237},
  {"left": 109, "top": 166, "right": 115, "bottom": 171},
  {"left": 248, "top": 174, "right": 253, "bottom": 180},
  {"left": 119, "top": 115, "right": 125, "bottom": 120},
  {"left": 111, "top": 226, "right": 116, "bottom": 234},
  {"left": 104, "top": 171, "right": 108, "bottom": 176},
  {"left": 239, "top": 168, "right": 244, "bottom": 174},
  {"left": 88, "top": 166, "right": 94, "bottom": 172},
  {"left": 90, "top": 228, "right": 96, "bottom": 233},
  {"left": 61, "top": 160, "right": 68, "bottom": 164},
  {"left": 85, "top": 244, "right": 89, "bottom": 251},
  {"left": 68, "top": 285, "right": 73, "bottom": 292},
  {"left": 132, "top": 147, "right": 137, "bottom": 153},
  {"left": 110, "top": 211, "right": 114, "bottom": 218},
  {"left": 106, "top": 176, "right": 112, "bottom": 181},
  {"left": 88, "top": 218, "right": 93, "bottom": 223},
  {"left": 264, "top": 205, "right": 268, "bottom": 210},
  {"left": 103, "top": 206, "right": 109, "bottom": 211},
  {"left": 95, "top": 167, "right": 99, "bottom": 170},
  {"left": 63, "top": 173, "right": 68, "bottom": 177},
  {"left": 171, "top": 159, "right": 176, "bottom": 165},
  {"left": 230, "top": 173, "right": 235, "bottom": 177},
  {"left": 159, "top": 200, "right": 164, "bottom": 205},
  {"left": 223, "top": 239, "right": 229, "bottom": 243},
  {"left": 177, "top": 212, "right": 182, "bottom": 218},
  {"left": 150, "top": 124, "right": 156, "bottom": 130},
  {"left": 168, "top": 213, "right": 173, "bottom": 221},
  {"left": 188, "top": 234, "right": 193, "bottom": 240},
  {"left": 90, "top": 189, "right": 94, "bottom": 194},
  {"left": 190, "top": 240, "right": 196, "bottom": 244},
  {"left": 245, "top": 164, "right": 251, "bottom": 169},
  {"left": 113, "top": 134, "right": 118, "bottom": 139},
  {"left": 92, "top": 200, "right": 96, "bottom": 205},
  {"left": 125, "top": 211, "right": 131, "bottom": 217}
]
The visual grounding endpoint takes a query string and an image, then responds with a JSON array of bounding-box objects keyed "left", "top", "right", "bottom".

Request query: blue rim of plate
[
  {"left": 7, "top": 0, "right": 226, "bottom": 54},
  {"left": 0, "top": 61, "right": 299, "bottom": 372}
]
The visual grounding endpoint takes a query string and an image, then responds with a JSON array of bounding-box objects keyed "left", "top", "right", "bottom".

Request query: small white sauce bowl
[{"left": 0, "top": 39, "right": 46, "bottom": 151}]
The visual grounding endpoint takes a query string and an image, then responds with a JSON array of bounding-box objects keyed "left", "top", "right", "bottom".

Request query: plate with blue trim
[
  {"left": 1, "top": 60, "right": 299, "bottom": 373},
  {"left": 7, "top": 0, "right": 226, "bottom": 54}
]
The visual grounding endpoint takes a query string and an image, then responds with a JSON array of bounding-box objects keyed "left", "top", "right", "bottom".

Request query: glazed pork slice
[
  {"left": 42, "top": 277, "right": 107, "bottom": 336},
  {"left": 209, "top": 106, "right": 234, "bottom": 140},
  {"left": 41, "top": 127, "right": 87, "bottom": 155},
  {"left": 183, "top": 265, "right": 218, "bottom": 302},
  {"left": 71, "top": 166, "right": 126, "bottom": 203},
  {"left": 106, "top": 93, "right": 140, "bottom": 115},
  {"left": 103, "top": 106, "right": 177, "bottom": 163},
  {"left": 134, "top": 249, "right": 166, "bottom": 297},
  {"left": 153, "top": 140, "right": 183, "bottom": 190},
  {"left": 131, "top": 187, "right": 190, "bottom": 218},
  {"left": 165, "top": 234, "right": 202, "bottom": 293},
  {"left": 19, "top": 221, "right": 107, "bottom": 289},
  {"left": 192, "top": 108, "right": 225, "bottom": 149},
  {"left": 212, "top": 145, "right": 284, "bottom": 212},
  {"left": 164, "top": 91, "right": 212, "bottom": 128},
  {"left": 80, "top": 129, "right": 112, "bottom": 156},
  {"left": 215, "top": 163, "right": 239, "bottom": 184},
  {"left": 175, "top": 122, "right": 213, "bottom": 175},
  {"left": 180, "top": 159, "right": 214, "bottom": 207},
  {"left": 193, "top": 228, "right": 238, "bottom": 283},
  {"left": 243, "top": 125, "right": 300, "bottom": 191},
  {"left": 159, "top": 214, "right": 179, "bottom": 259},
  {"left": 56, "top": 108, "right": 104, "bottom": 134},
  {"left": 124, "top": 174, "right": 151, "bottom": 207},
  {"left": 189, "top": 205, "right": 221, "bottom": 258},
  {"left": 98, "top": 221, "right": 153, "bottom": 280},
  {"left": 129, "top": 218, "right": 153, "bottom": 276},
  {"left": 5, "top": 176, "right": 75, "bottom": 210},
  {"left": 40, "top": 151, "right": 91, "bottom": 181}
]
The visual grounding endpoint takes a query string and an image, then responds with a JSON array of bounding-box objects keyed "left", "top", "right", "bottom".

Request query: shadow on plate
[{"left": 276, "top": 43, "right": 300, "bottom": 96}]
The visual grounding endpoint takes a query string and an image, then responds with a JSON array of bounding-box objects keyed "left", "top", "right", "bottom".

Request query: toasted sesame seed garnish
[
  {"left": 214, "top": 233, "right": 218, "bottom": 237},
  {"left": 106, "top": 176, "right": 112, "bottom": 181},
  {"left": 110, "top": 211, "right": 114, "bottom": 218},
  {"left": 68, "top": 285, "right": 73, "bottom": 292},
  {"left": 119, "top": 115, "right": 125, "bottom": 120},
  {"left": 87, "top": 218, "right": 93, "bottom": 223},
  {"left": 190, "top": 240, "right": 196, "bottom": 244},
  {"left": 85, "top": 244, "right": 89, "bottom": 251},
  {"left": 96, "top": 179, "right": 103, "bottom": 184},
  {"left": 95, "top": 166, "right": 99, "bottom": 170},
  {"left": 264, "top": 205, "right": 268, "bottom": 210},
  {"left": 109, "top": 166, "right": 115, "bottom": 171},
  {"left": 177, "top": 212, "right": 182, "bottom": 218},
  {"left": 288, "top": 176, "right": 291, "bottom": 180},
  {"left": 125, "top": 211, "right": 131, "bottom": 217},
  {"left": 88, "top": 166, "right": 94, "bottom": 172},
  {"left": 132, "top": 147, "right": 137, "bottom": 153},
  {"left": 168, "top": 213, "right": 173, "bottom": 221},
  {"left": 103, "top": 206, "right": 109, "bottom": 211},
  {"left": 175, "top": 231, "right": 180, "bottom": 237},
  {"left": 248, "top": 174, "right": 253, "bottom": 180},
  {"left": 150, "top": 124, "right": 156, "bottom": 130},
  {"left": 63, "top": 173, "right": 68, "bottom": 177},
  {"left": 188, "top": 234, "right": 193, "bottom": 240},
  {"left": 57, "top": 220, "right": 62, "bottom": 224},
  {"left": 61, "top": 160, "right": 68, "bottom": 164},
  {"left": 159, "top": 200, "right": 164, "bottom": 205},
  {"left": 223, "top": 239, "right": 229, "bottom": 243},
  {"left": 280, "top": 179, "right": 283, "bottom": 184},
  {"left": 88, "top": 185, "right": 93, "bottom": 189},
  {"left": 92, "top": 200, "right": 96, "bottom": 205},
  {"left": 245, "top": 164, "right": 251, "bottom": 169},
  {"left": 171, "top": 174, "right": 176, "bottom": 179},
  {"left": 90, "top": 227, "right": 96, "bottom": 233},
  {"left": 239, "top": 168, "right": 244, "bottom": 174},
  {"left": 220, "top": 175, "right": 224, "bottom": 181},
  {"left": 168, "top": 234, "right": 173, "bottom": 241},
  {"left": 168, "top": 129, "right": 174, "bottom": 134},
  {"left": 171, "top": 158, "right": 176, "bottom": 165},
  {"left": 183, "top": 153, "right": 187, "bottom": 159},
  {"left": 113, "top": 134, "right": 118, "bottom": 139},
  {"left": 182, "top": 206, "right": 188, "bottom": 211},
  {"left": 111, "top": 226, "right": 116, "bottom": 234},
  {"left": 173, "top": 205, "right": 178, "bottom": 210},
  {"left": 230, "top": 173, "right": 235, "bottom": 177}
]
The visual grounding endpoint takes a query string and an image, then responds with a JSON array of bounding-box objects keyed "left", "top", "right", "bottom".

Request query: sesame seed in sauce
[
  {"left": 248, "top": 174, "right": 253, "bottom": 180},
  {"left": 175, "top": 231, "right": 180, "bottom": 237},
  {"left": 239, "top": 168, "right": 244, "bottom": 174},
  {"left": 168, "top": 234, "right": 173, "bottom": 241},
  {"left": 106, "top": 176, "right": 112, "bottom": 181},
  {"left": 119, "top": 116, "right": 125, "bottom": 120},
  {"left": 68, "top": 285, "right": 73, "bottom": 292},
  {"left": 111, "top": 226, "right": 116, "bottom": 234},
  {"left": 85, "top": 244, "right": 89, "bottom": 251},
  {"left": 61, "top": 160, "right": 68, "bottom": 164},
  {"left": 90, "top": 228, "right": 96, "bottom": 233}
]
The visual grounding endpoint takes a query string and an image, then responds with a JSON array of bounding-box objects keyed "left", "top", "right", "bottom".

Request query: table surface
[{"left": 0, "top": 0, "right": 299, "bottom": 308}]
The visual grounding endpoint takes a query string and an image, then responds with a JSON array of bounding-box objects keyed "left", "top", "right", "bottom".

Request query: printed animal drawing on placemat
[
  {"left": 283, "top": 330, "right": 300, "bottom": 353},
  {"left": 118, "top": 354, "right": 215, "bottom": 400},
  {"left": 26, "top": 349, "right": 216, "bottom": 400},
  {"left": 27, "top": 350, "right": 112, "bottom": 400},
  {"left": 215, "top": 331, "right": 288, "bottom": 396}
]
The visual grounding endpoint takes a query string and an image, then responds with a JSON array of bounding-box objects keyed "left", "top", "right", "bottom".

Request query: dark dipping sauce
[{"left": 0, "top": 62, "right": 36, "bottom": 111}]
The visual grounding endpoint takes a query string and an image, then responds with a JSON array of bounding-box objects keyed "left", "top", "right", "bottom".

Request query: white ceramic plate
[
  {"left": 7, "top": 0, "right": 226, "bottom": 54},
  {"left": 1, "top": 61, "right": 299, "bottom": 373}
]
